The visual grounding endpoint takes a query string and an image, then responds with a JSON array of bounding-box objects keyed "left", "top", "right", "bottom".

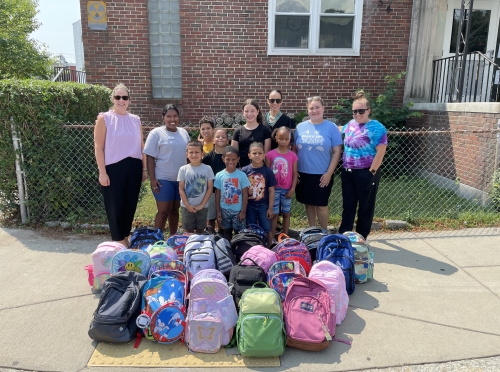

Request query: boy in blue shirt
[{"left": 214, "top": 146, "right": 250, "bottom": 241}]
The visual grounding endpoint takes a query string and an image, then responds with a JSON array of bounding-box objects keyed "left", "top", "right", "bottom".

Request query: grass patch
[{"left": 134, "top": 175, "right": 500, "bottom": 231}]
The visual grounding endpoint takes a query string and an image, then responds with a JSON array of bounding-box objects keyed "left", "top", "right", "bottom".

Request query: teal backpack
[{"left": 235, "top": 282, "right": 286, "bottom": 357}]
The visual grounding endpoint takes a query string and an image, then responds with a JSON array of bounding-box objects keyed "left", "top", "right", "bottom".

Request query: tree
[{"left": 0, "top": 0, "right": 52, "bottom": 79}]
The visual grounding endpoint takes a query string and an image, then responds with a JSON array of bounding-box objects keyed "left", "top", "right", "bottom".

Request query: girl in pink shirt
[{"left": 265, "top": 126, "right": 298, "bottom": 238}]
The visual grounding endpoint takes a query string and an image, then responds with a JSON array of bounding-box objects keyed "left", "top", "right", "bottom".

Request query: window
[
  {"left": 148, "top": 0, "right": 182, "bottom": 99},
  {"left": 268, "top": 0, "right": 363, "bottom": 56}
]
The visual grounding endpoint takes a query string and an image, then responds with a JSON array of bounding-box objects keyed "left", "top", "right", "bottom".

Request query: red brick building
[{"left": 80, "top": 0, "right": 413, "bottom": 123}]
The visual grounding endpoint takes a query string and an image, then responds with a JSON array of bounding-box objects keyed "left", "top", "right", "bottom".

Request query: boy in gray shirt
[{"left": 177, "top": 141, "right": 214, "bottom": 233}]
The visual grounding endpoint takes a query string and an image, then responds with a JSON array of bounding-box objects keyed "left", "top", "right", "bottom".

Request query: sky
[{"left": 30, "top": 0, "right": 82, "bottom": 64}]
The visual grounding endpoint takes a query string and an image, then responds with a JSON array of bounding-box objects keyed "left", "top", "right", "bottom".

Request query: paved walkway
[{"left": 0, "top": 227, "right": 499, "bottom": 372}]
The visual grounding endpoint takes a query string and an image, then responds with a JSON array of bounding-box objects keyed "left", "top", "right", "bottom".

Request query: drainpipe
[{"left": 10, "top": 117, "right": 28, "bottom": 223}]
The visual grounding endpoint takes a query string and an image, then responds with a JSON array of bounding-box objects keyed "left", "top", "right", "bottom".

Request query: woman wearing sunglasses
[
  {"left": 338, "top": 91, "right": 387, "bottom": 239},
  {"left": 294, "top": 96, "right": 342, "bottom": 230},
  {"left": 94, "top": 84, "right": 147, "bottom": 247},
  {"left": 143, "top": 104, "right": 190, "bottom": 235},
  {"left": 265, "top": 89, "right": 295, "bottom": 149}
]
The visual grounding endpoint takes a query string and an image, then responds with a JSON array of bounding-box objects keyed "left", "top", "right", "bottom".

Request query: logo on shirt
[{"left": 223, "top": 178, "right": 241, "bottom": 205}]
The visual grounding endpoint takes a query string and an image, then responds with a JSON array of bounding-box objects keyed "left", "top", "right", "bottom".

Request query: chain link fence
[{"left": 9, "top": 122, "right": 500, "bottom": 235}]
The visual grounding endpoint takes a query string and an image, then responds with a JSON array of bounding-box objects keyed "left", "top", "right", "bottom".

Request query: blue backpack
[
  {"left": 316, "top": 234, "right": 355, "bottom": 295},
  {"left": 130, "top": 227, "right": 164, "bottom": 250}
]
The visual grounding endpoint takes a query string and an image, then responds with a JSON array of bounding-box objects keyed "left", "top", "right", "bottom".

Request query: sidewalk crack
[{"left": 0, "top": 294, "right": 93, "bottom": 311}]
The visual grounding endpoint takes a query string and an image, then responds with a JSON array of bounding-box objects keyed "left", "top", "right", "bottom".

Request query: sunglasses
[
  {"left": 352, "top": 109, "right": 368, "bottom": 115},
  {"left": 114, "top": 95, "right": 129, "bottom": 101},
  {"left": 268, "top": 98, "right": 282, "bottom": 104}
]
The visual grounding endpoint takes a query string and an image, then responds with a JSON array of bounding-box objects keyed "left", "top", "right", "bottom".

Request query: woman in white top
[
  {"left": 143, "top": 104, "right": 190, "bottom": 235},
  {"left": 94, "top": 84, "right": 147, "bottom": 247}
]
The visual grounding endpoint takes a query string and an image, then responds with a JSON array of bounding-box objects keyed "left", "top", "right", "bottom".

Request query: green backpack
[{"left": 236, "top": 282, "right": 286, "bottom": 357}]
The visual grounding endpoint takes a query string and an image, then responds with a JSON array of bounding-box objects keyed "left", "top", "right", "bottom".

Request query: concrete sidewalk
[{"left": 0, "top": 227, "right": 499, "bottom": 372}]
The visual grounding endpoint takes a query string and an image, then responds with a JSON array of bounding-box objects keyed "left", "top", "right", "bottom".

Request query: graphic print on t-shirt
[
  {"left": 248, "top": 173, "right": 266, "bottom": 202},
  {"left": 299, "top": 129, "right": 325, "bottom": 152},
  {"left": 223, "top": 178, "right": 241, "bottom": 205},
  {"left": 185, "top": 174, "right": 208, "bottom": 200},
  {"left": 271, "top": 156, "right": 289, "bottom": 186}
]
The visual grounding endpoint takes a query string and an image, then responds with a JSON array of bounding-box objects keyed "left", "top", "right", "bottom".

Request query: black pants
[
  {"left": 101, "top": 157, "right": 142, "bottom": 241},
  {"left": 338, "top": 167, "right": 381, "bottom": 239}
]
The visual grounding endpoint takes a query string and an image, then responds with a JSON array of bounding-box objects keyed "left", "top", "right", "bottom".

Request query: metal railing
[
  {"left": 431, "top": 52, "right": 500, "bottom": 103},
  {"left": 8, "top": 123, "right": 500, "bottom": 236},
  {"left": 52, "top": 67, "right": 87, "bottom": 84}
]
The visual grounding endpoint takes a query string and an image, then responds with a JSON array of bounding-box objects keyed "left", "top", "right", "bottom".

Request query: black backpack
[
  {"left": 299, "top": 226, "right": 328, "bottom": 262},
  {"left": 228, "top": 258, "right": 267, "bottom": 307},
  {"left": 88, "top": 271, "right": 147, "bottom": 343},
  {"left": 230, "top": 232, "right": 265, "bottom": 262},
  {"left": 204, "top": 227, "right": 237, "bottom": 278}
]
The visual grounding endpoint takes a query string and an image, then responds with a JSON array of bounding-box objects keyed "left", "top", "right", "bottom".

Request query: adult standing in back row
[
  {"left": 338, "top": 91, "right": 387, "bottom": 239},
  {"left": 231, "top": 99, "right": 271, "bottom": 168},
  {"left": 94, "top": 84, "right": 147, "bottom": 247},
  {"left": 143, "top": 104, "right": 190, "bottom": 235},
  {"left": 294, "top": 96, "right": 342, "bottom": 230},
  {"left": 264, "top": 89, "right": 295, "bottom": 150}
]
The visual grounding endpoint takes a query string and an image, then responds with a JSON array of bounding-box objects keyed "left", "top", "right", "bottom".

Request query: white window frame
[{"left": 267, "top": 0, "right": 363, "bottom": 56}]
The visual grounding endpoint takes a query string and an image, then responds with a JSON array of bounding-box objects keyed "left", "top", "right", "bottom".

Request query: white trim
[
  {"left": 411, "top": 102, "right": 500, "bottom": 113},
  {"left": 267, "top": 0, "right": 363, "bottom": 56}
]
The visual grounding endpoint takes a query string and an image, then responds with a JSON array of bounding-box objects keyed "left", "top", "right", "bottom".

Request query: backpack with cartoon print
[
  {"left": 136, "top": 271, "right": 187, "bottom": 344},
  {"left": 111, "top": 249, "right": 151, "bottom": 276}
]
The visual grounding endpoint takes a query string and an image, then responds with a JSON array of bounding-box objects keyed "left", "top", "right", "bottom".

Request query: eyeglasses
[
  {"left": 352, "top": 109, "right": 368, "bottom": 115},
  {"left": 268, "top": 99, "right": 282, "bottom": 104},
  {"left": 114, "top": 95, "right": 129, "bottom": 101}
]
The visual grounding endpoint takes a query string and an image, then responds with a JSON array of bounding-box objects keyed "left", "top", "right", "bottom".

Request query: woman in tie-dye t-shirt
[{"left": 338, "top": 91, "right": 387, "bottom": 239}]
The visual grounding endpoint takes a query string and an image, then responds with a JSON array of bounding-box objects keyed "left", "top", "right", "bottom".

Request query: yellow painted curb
[{"left": 88, "top": 339, "right": 280, "bottom": 367}]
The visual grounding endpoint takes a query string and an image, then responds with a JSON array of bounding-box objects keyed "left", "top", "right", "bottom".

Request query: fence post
[{"left": 10, "top": 117, "right": 28, "bottom": 223}]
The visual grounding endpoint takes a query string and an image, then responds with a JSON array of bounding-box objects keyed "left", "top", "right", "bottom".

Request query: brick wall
[
  {"left": 80, "top": 0, "right": 413, "bottom": 123},
  {"left": 407, "top": 111, "right": 500, "bottom": 191}
]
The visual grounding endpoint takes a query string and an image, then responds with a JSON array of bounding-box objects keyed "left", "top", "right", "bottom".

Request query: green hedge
[{"left": 0, "top": 79, "right": 112, "bottom": 223}]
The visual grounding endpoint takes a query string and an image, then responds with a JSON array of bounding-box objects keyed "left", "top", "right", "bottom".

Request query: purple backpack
[
  {"left": 239, "top": 245, "right": 278, "bottom": 273},
  {"left": 283, "top": 277, "right": 335, "bottom": 350}
]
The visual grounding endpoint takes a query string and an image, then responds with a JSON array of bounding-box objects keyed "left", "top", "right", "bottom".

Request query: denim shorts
[
  {"left": 152, "top": 179, "right": 181, "bottom": 202},
  {"left": 273, "top": 187, "right": 292, "bottom": 214},
  {"left": 246, "top": 202, "right": 271, "bottom": 233},
  {"left": 220, "top": 208, "right": 246, "bottom": 232}
]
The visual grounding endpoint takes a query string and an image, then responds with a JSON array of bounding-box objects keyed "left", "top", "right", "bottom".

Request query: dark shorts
[
  {"left": 296, "top": 172, "right": 333, "bottom": 207},
  {"left": 181, "top": 206, "right": 208, "bottom": 231},
  {"left": 152, "top": 180, "right": 180, "bottom": 202}
]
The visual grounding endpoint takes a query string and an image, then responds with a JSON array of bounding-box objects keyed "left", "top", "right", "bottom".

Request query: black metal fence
[{"left": 431, "top": 52, "right": 500, "bottom": 103}]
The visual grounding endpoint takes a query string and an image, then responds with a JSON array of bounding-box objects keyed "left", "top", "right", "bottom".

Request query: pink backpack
[
  {"left": 274, "top": 238, "right": 312, "bottom": 274},
  {"left": 87, "top": 242, "right": 126, "bottom": 291},
  {"left": 309, "top": 261, "right": 349, "bottom": 325},
  {"left": 283, "top": 277, "right": 335, "bottom": 350},
  {"left": 185, "top": 269, "right": 238, "bottom": 353},
  {"left": 239, "top": 245, "right": 278, "bottom": 273}
]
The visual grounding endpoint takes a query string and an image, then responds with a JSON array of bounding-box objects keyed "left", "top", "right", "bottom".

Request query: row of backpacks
[{"left": 86, "top": 225, "right": 374, "bottom": 356}]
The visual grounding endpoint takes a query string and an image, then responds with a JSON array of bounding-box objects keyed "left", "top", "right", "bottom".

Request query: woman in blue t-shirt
[
  {"left": 338, "top": 91, "right": 388, "bottom": 239},
  {"left": 294, "top": 96, "right": 342, "bottom": 230}
]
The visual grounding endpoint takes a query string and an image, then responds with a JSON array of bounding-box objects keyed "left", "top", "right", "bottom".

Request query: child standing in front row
[
  {"left": 214, "top": 146, "right": 250, "bottom": 242},
  {"left": 242, "top": 142, "right": 277, "bottom": 247},
  {"left": 265, "top": 127, "right": 298, "bottom": 239},
  {"left": 177, "top": 141, "right": 214, "bottom": 234},
  {"left": 202, "top": 129, "right": 229, "bottom": 231}
]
